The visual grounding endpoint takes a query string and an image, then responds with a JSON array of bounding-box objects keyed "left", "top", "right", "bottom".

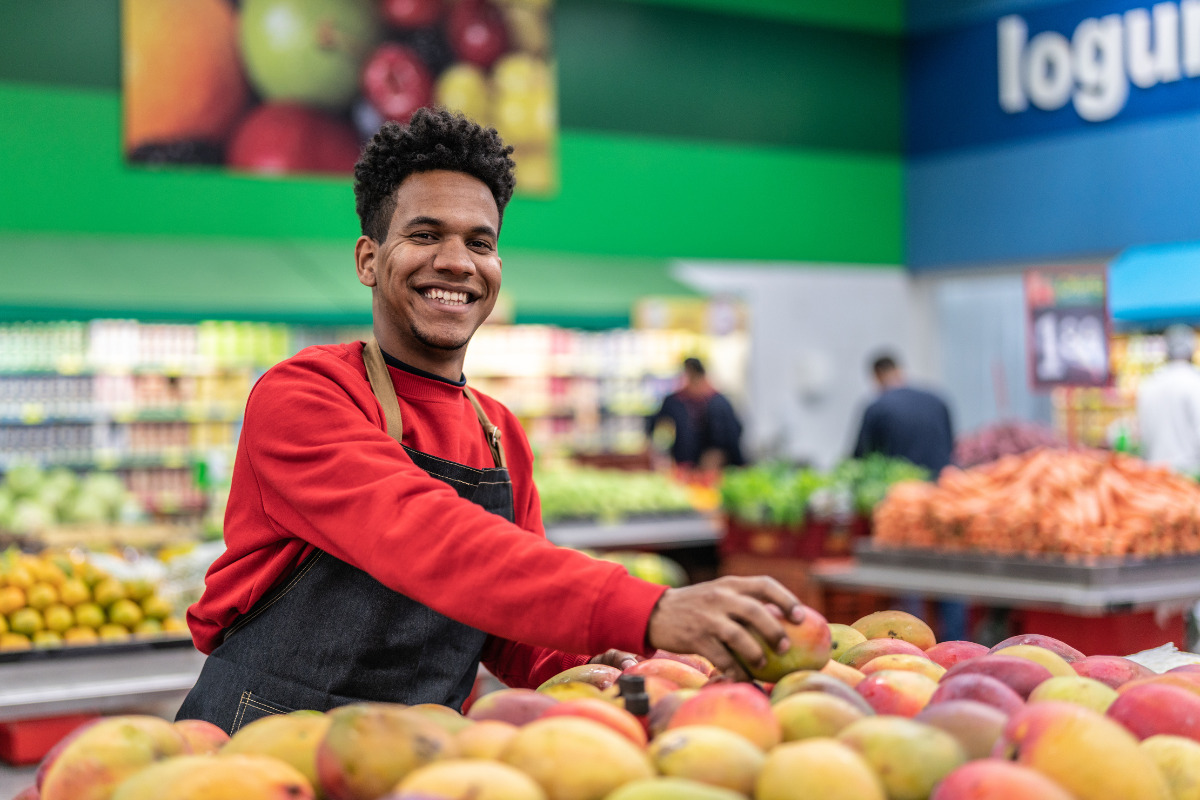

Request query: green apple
[{"left": 240, "top": 0, "right": 380, "bottom": 110}]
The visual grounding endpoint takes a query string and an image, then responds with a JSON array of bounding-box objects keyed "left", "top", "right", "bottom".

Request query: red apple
[
  {"left": 381, "top": 0, "right": 441, "bottom": 28},
  {"left": 227, "top": 103, "right": 362, "bottom": 175},
  {"left": 447, "top": 0, "right": 509, "bottom": 69},
  {"left": 361, "top": 43, "right": 433, "bottom": 123}
]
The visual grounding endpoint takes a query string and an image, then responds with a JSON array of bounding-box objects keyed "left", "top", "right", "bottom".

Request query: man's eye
[
  {"left": 470, "top": 240, "right": 494, "bottom": 250},
  {"left": 410, "top": 232, "right": 435, "bottom": 240}
]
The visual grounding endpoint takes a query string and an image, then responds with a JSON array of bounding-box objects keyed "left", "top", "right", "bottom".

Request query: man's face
[{"left": 358, "top": 170, "right": 501, "bottom": 369}]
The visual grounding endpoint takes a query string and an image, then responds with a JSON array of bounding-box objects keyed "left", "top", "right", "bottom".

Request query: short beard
[{"left": 410, "top": 322, "right": 471, "bottom": 352}]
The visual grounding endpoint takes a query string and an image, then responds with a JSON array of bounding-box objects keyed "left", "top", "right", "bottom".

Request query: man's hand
[
  {"left": 645, "top": 575, "right": 805, "bottom": 682},
  {"left": 589, "top": 649, "right": 642, "bottom": 671}
]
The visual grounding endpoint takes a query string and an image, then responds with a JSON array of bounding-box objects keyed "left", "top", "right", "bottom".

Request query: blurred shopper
[
  {"left": 853, "top": 353, "right": 955, "bottom": 477},
  {"left": 647, "top": 357, "right": 746, "bottom": 474},
  {"left": 1137, "top": 325, "right": 1200, "bottom": 476},
  {"left": 177, "top": 109, "right": 806, "bottom": 732},
  {"left": 853, "top": 352, "right": 964, "bottom": 640}
]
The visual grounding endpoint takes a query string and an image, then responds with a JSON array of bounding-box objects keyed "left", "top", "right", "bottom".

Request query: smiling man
[{"left": 176, "top": 109, "right": 806, "bottom": 732}]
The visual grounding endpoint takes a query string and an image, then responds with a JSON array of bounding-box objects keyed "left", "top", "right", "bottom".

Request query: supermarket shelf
[
  {"left": 546, "top": 514, "right": 721, "bottom": 551},
  {"left": 813, "top": 561, "right": 1200, "bottom": 616},
  {"left": 0, "top": 638, "right": 204, "bottom": 721}
]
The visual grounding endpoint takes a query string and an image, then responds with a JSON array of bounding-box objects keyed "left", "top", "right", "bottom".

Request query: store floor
[{"left": 0, "top": 764, "right": 37, "bottom": 798}]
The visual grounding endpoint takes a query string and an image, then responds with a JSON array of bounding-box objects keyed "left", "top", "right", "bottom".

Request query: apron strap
[
  {"left": 363, "top": 338, "right": 508, "bottom": 469},
  {"left": 363, "top": 338, "right": 405, "bottom": 444},
  {"left": 463, "top": 386, "right": 509, "bottom": 470}
]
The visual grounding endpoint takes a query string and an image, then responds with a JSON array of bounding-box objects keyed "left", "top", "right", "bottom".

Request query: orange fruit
[
  {"left": 122, "top": 0, "right": 249, "bottom": 151},
  {"left": 109, "top": 599, "right": 144, "bottom": 629},
  {"left": 98, "top": 624, "right": 131, "bottom": 643},
  {"left": 26, "top": 582, "right": 58, "bottom": 611},
  {"left": 43, "top": 604, "right": 74, "bottom": 634},
  {"left": 59, "top": 578, "right": 90, "bottom": 606},
  {"left": 0, "top": 633, "right": 31, "bottom": 651},
  {"left": 8, "top": 608, "right": 44, "bottom": 637},
  {"left": 0, "top": 586, "right": 24, "bottom": 615},
  {"left": 63, "top": 627, "right": 100, "bottom": 646}
]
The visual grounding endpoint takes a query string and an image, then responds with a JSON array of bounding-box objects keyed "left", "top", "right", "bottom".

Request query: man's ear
[{"left": 355, "top": 235, "right": 379, "bottom": 288}]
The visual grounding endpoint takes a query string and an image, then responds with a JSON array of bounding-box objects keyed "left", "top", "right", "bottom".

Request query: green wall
[{"left": 0, "top": 0, "right": 904, "bottom": 324}]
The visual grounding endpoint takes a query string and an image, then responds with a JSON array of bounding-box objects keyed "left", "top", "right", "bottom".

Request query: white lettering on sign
[{"left": 999, "top": 1, "right": 1200, "bottom": 121}]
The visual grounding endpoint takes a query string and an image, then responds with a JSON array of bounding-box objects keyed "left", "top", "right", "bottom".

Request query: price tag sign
[{"left": 1025, "top": 268, "right": 1111, "bottom": 389}]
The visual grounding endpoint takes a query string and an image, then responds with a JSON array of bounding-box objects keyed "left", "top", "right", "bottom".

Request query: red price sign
[{"left": 1025, "top": 268, "right": 1111, "bottom": 389}]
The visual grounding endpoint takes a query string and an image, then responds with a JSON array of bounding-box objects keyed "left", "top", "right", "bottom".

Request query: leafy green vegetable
[{"left": 535, "top": 466, "right": 694, "bottom": 525}]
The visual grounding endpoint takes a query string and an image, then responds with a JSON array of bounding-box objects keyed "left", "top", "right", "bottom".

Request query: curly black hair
[{"left": 353, "top": 108, "right": 517, "bottom": 242}]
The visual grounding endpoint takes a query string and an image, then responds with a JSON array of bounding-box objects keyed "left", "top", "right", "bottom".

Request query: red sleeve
[
  {"left": 229, "top": 354, "right": 666, "bottom": 658},
  {"left": 480, "top": 637, "right": 591, "bottom": 690}
]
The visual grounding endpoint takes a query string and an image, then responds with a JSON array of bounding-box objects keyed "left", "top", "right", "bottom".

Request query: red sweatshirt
[{"left": 188, "top": 342, "right": 667, "bottom": 689}]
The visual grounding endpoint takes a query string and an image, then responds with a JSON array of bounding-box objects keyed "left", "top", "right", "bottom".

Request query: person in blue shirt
[
  {"left": 853, "top": 352, "right": 964, "bottom": 640},
  {"left": 853, "top": 353, "right": 955, "bottom": 478}
]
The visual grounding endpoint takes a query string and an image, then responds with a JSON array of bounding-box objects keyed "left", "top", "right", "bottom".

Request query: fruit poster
[{"left": 121, "top": 0, "right": 557, "bottom": 195}]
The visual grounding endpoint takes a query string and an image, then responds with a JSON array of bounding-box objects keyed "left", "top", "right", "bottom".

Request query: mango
[
  {"left": 860, "top": 654, "right": 945, "bottom": 682},
  {"left": 915, "top": 700, "right": 1008, "bottom": 760},
  {"left": 988, "top": 633, "right": 1085, "bottom": 663},
  {"left": 757, "top": 739, "right": 886, "bottom": 800},
  {"left": 40, "top": 715, "right": 188, "bottom": 800},
  {"left": 540, "top": 682, "right": 605, "bottom": 701},
  {"left": 539, "top": 698, "right": 646, "bottom": 746},
  {"left": 539, "top": 665, "right": 622, "bottom": 692},
  {"left": 734, "top": 606, "right": 833, "bottom": 683},
  {"left": 646, "top": 689, "right": 697, "bottom": 739},
  {"left": 647, "top": 724, "right": 764, "bottom": 795},
  {"left": 837, "top": 716, "right": 966, "bottom": 800},
  {"left": 929, "top": 674, "right": 1024, "bottom": 716},
  {"left": 172, "top": 719, "right": 230, "bottom": 755},
  {"left": 942, "top": 654, "right": 1053, "bottom": 699},
  {"left": 501, "top": 717, "right": 654, "bottom": 800},
  {"left": 666, "top": 683, "right": 781, "bottom": 750},
  {"left": 389, "top": 759, "right": 546, "bottom": 800},
  {"left": 772, "top": 691, "right": 869, "bottom": 741},
  {"left": 1028, "top": 675, "right": 1118, "bottom": 714},
  {"left": 623, "top": 658, "right": 708, "bottom": 689},
  {"left": 770, "top": 671, "right": 874, "bottom": 715},
  {"left": 468, "top": 688, "right": 560, "bottom": 726},
  {"left": 1120, "top": 674, "right": 1200, "bottom": 699},
  {"left": 111, "top": 753, "right": 314, "bottom": 799},
  {"left": 406, "top": 703, "right": 474, "bottom": 735},
  {"left": 924, "top": 640, "right": 988, "bottom": 670},
  {"left": 315, "top": 703, "right": 457, "bottom": 800},
  {"left": 828, "top": 623, "right": 868, "bottom": 659},
  {"left": 650, "top": 650, "right": 717, "bottom": 677},
  {"left": 1140, "top": 735, "right": 1200, "bottom": 800},
  {"left": 223, "top": 711, "right": 330, "bottom": 793},
  {"left": 821, "top": 658, "right": 867, "bottom": 688},
  {"left": 855, "top": 669, "right": 939, "bottom": 717},
  {"left": 992, "top": 645, "right": 1076, "bottom": 678},
  {"left": 852, "top": 610, "right": 937, "bottom": 650},
  {"left": 929, "top": 760, "right": 1074, "bottom": 800},
  {"left": 997, "top": 701, "right": 1172, "bottom": 799},
  {"left": 1109, "top": 682, "right": 1200, "bottom": 742},
  {"left": 1073, "top": 655, "right": 1155, "bottom": 689},
  {"left": 601, "top": 777, "right": 745, "bottom": 800},
  {"left": 839, "top": 638, "right": 927, "bottom": 670},
  {"left": 456, "top": 719, "right": 517, "bottom": 760}
]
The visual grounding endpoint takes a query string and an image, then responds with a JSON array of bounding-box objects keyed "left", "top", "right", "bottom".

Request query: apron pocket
[{"left": 231, "top": 690, "right": 296, "bottom": 734}]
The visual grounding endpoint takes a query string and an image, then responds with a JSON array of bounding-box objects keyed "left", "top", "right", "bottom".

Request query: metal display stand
[
  {"left": 545, "top": 513, "right": 721, "bottom": 551},
  {"left": 0, "top": 638, "right": 204, "bottom": 722},
  {"left": 815, "top": 544, "right": 1200, "bottom": 616}
]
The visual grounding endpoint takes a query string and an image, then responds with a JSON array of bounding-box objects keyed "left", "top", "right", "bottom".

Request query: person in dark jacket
[
  {"left": 853, "top": 352, "right": 964, "bottom": 640},
  {"left": 648, "top": 357, "right": 746, "bottom": 471},
  {"left": 853, "top": 353, "right": 954, "bottom": 478}
]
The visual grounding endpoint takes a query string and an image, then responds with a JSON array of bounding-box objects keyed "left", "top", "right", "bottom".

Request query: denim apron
[{"left": 176, "top": 339, "right": 513, "bottom": 734}]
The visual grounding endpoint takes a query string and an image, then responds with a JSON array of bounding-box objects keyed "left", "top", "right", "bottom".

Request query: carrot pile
[{"left": 873, "top": 448, "right": 1200, "bottom": 558}]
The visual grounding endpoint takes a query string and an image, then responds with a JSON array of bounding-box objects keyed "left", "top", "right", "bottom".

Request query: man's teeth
[{"left": 424, "top": 288, "right": 470, "bottom": 305}]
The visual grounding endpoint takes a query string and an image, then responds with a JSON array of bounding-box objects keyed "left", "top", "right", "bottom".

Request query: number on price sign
[{"left": 1026, "top": 269, "right": 1111, "bottom": 389}]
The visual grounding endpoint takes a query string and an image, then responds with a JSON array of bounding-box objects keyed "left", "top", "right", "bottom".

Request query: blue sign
[{"left": 909, "top": 0, "right": 1200, "bottom": 154}]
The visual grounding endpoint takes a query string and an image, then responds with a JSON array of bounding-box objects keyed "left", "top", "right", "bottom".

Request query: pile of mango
[
  {"left": 0, "top": 549, "right": 186, "bottom": 651},
  {"left": 17, "top": 607, "right": 1200, "bottom": 799}
]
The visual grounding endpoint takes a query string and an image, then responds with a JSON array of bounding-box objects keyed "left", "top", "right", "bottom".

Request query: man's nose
[{"left": 433, "top": 237, "right": 476, "bottom": 274}]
